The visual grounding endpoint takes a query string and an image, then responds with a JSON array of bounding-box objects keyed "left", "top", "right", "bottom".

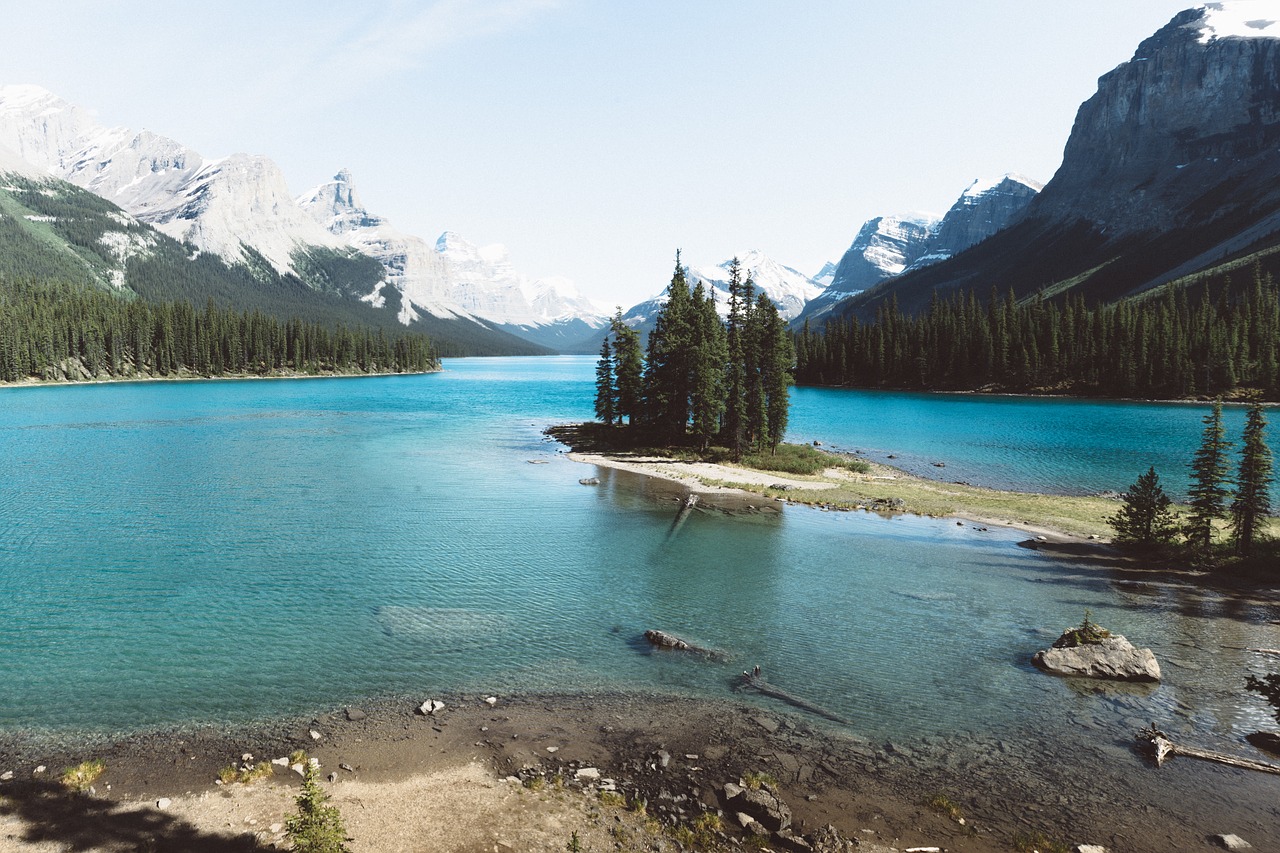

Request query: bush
[
  {"left": 286, "top": 762, "right": 351, "bottom": 853},
  {"left": 1053, "top": 610, "right": 1112, "bottom": 648},
  {"left": 60, "top": 759, "right": 105, "bottom": 792}
]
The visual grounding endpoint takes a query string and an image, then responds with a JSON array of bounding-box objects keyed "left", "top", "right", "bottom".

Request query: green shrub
[
  {"left": 60, "top": 759, "right": 105, "bottom": 792},
  {"left": 1053, "top": 609, "right": 1112, "bottom": 648},
  {"left": 286, "top": 762, "right": 351, "bottom": 853}
]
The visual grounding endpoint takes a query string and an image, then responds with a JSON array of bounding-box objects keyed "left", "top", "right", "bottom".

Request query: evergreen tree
[
  {"left": 1107, "top": 466, "right": 1179, "bottom": 548},
  {"left": 1187, "top": 400, "right": 1233, "bottom": 556},
  {"left": 688, "top": 281, "right": 727, "bottom": 449},
  {"left": 1231, "top": 401, "right": 1273, "bottom": 557},
  {"left": 757, "top": 294, "right": 795, "bottom": 452},
  {"left": 594, "top": 336, "right": 616, "bottom": 426},
  {"left": 286, "top": 762, "right": 352, "bottom": 853},
  {"left": 644, "top": 255, "right": 696, "bottom": 440},
  {"left": 611, "top": 311, "right": 644, "bottom": 426},
  {"left": 722, "top": 259, "right": 749, "bottom": 459}
]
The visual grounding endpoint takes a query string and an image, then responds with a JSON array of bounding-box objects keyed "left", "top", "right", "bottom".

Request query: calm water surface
[{"left": 1, "top": 358, "right": 1277, "bottom": 815}]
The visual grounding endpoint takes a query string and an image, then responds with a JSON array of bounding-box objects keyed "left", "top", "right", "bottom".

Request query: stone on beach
[{"left": 1213, "top": 834, "right": 1252, "bottom": 850}]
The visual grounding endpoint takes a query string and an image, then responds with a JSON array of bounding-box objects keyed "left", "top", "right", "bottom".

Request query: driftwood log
[
  {"left": 643, "top": 629, "right": 726, "bottom": 660},
  {"left": 1137, "top": 724, "right": 1280, "bottom": 775},
  {"left": 737, "top": 673, "right": 852, "bottom": 725}
]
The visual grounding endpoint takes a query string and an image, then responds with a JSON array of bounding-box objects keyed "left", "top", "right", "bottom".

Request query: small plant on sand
[
  {"left": 241, "top": 761, "right": 274, "bottom": 783},
  {"left": 289, "top": 748, "right": 309, "bottom": 766},
  {"left": 1012, "top": 830, "right": 1070, "bottom": 853},
  {"left": 286, "top": 762, "right": 351, "bottom": 853},
  {"left": 598, "top": 790, "right": 626, "bottom": 808},
  {"left": 926, "top": 793, "right": 964, "bottom": 822},
  {"left": 522, "top": 775, "right": 546, "bottom": 792},
  {"left": 741, "top": 770, "right": 778, "bottom": 790},
  {"left": 1053, "top": 609, "right": 1111, "bottom": 648},
  {"left": 565, "top": 830, "right": 583, "bottom": 853},
  {"left": 691, "top": 812, "right": 723, "bottom": 845},
  {"left": 218, "top": 764, "right": 240, "bottom": 784},
  {"left": 628, "top": 796, "right": 648, "bottom": 815},
  {"left": 60, "top": 759, "right": 105, "bottom": 792}
]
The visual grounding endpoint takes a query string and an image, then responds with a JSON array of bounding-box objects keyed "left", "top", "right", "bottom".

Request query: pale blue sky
[{"left": 2, "top": 1, "right": 1196, "bottom": 308}]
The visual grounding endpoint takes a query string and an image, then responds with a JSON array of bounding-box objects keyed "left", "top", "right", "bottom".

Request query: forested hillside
[{"left": 795, "top": 266, "right": 1280, "bottom": 401}]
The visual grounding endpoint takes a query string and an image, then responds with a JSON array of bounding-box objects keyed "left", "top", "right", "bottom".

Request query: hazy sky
[{"left": 2, "top": 0, "right": 1197, "bottom": 309}]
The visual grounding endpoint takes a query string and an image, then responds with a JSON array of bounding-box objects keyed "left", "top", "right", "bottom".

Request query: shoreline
[
  {"left": 567, "top": 448, "right": 1115, "bottom": 545},
  {"left": 796, "top": 381, "right": 1280, "bottom": 408},
  {"left": 0, "top": 366, "right": 442, "bottom": 390},
  {"left": 3, "top": 689, "right": 1263, "bottom": 853}
]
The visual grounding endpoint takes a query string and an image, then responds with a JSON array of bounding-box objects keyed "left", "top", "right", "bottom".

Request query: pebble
[
  {"left": 271, "top": 757, "right": 289, "bottom": 767},
  {"left": 485, "top": 696, "right": 498, "bottom": 706},
  {"left": 34, "top": 766, "right": 45, "bottom": 774},
  {"left": 339, "top": 763, "right": 354, "bottom": 772},
  {"left": 0, "top": 771, "right": 12, "bottom": 781},
  {"left": 309, "top": 730, "right": 322, "bottom": 741},
  {"left": 155, "top": 798, "right": 171, "bottom": 810},
  {"left": 1213, "top": 835, "right": 1252, "bottom": 851},
  {"left": 241, "top": 753, "right": 253, "bottom": 762},
  {"left": 270, "top": 823, "right": 283, "bottom": 834},
  {"left": 328, "top": 772, "right": 338, "bottom": 782},
  {"left": 575, "top": 767, "right": 601, "bottom": 781},
  {"left": 345, "top": 707, "right": 367, "bottom": 722},
  {"left": 546, "top": 746, "right": 559, "bottom": 753}
]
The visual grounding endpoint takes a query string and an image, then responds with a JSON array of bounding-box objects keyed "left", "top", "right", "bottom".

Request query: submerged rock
[
  {"left": 1246, "top": 732, "right": 1280, "bottom": 756},
  {"left": 1033, "top": 632, "right": 1161, "bottom": 682}
]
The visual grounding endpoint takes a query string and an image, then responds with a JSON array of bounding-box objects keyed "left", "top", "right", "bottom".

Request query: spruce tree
[
  {"left": 644, "top": 255, "right": 695, "bottom": 441},
  {"left": 688, "top": 281, "right": 727, "bottom": 450},
  {"left": 594, "top": 336, "right": 615, "bottom": 426},
  {"left": 610, "top": 310, "right": 644, "bottom": 426},
  {"left": 1107, "top": 466, "right": 1178, "bottom": 548},
  {"left": 286, "top": 762, "right": 352, "bottom": 853},
  {"left": 1231, "top": 401, "right": 1273, "bottom": 557},
  {"left": 757, "top": 294, "right": 794, "bottom": 453},
  {"left": 1187, "top": 400, "right": 1233, "bottom": 556},
  {"left": 722, "top": 259, "right": 749, "bottom": 459}
]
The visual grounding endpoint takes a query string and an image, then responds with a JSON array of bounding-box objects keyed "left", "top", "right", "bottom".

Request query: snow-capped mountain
[
  {"left": 617, "top": 250, "right": 826, "bottom": 338},
  {"left": 0, "top": 85, "right": 606, "bottom": 351},
  {"left": 0, "top": 85, "right": 347, "bottom": 275},
  {"left": 797, "top": 174, "right": 1041, "bottom": 326},
  {"left": 297, "top": 170, "right": 608, "bottom": 343}
]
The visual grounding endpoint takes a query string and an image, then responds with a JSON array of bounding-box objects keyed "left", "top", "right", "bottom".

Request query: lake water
[{"left": 2, "top": 356, "right": 1278, "bottom": 833}]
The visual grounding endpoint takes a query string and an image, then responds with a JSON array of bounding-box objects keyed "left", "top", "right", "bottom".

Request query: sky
[{"left": 0, "top": 0, "right": 1200, "bottom": 310}]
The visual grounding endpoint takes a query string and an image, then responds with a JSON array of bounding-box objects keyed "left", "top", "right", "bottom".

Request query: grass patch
[
  {"left": 1012, "top": 830, "right": 1070, "bottom": 853},
  {"left": 741, "top": 770, "right": 778, "bottom": 790},
  {"left": 926, "top": 793, "right": 964, "bottom": 821},
  {"left": 60, "top": 760, "right": 105, "bottom": 792},
  {"left": 599, "top": 790, "right": 626, "bottom": 807},
  {"left": 289, "top": 749, "right": 309, "bottom": 766}
]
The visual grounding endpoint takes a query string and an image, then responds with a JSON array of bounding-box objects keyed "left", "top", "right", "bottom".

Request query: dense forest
[
  {"left": 794, "top": 266, "right": 1280, "bottom": 400},
  {"left": 0, "top": 278, "right": 438, "bottom": 382}
]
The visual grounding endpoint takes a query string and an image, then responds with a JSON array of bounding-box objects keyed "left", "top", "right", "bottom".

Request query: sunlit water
[{"left": 1, "top": 357, "right": 1277, "bottom": 833}]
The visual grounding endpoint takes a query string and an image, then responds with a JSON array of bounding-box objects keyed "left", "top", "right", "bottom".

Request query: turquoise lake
[{"left": 1, "top": 356, "right": 1278, "bottom": 815}]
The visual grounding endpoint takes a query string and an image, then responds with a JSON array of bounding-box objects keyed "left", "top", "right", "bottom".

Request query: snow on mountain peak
[
  {"left": 961, "top": 173, "right": 1044, "bottom": 200},
  {"left": 1194, "top": 2, "right": 1280, "bottom": 43}
]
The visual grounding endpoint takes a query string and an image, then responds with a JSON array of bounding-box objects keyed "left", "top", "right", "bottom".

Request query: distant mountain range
[
  {"left": 3, "top": 3, "right": 1276, "bottom": 356},
  {"left": 0, "top": 85, "right": 603, "bottom": 354},
  {"left": 823, "top": 3, "right": 1280, "bottom": 323}
]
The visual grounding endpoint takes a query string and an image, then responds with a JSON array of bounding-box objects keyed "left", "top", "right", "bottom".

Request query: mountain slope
[
  {"left": 832, "top": 3, "right": 1280, "bottom": 321},
  {"left": 799, "top": 175, "right": 1041, "bottom": 327}
]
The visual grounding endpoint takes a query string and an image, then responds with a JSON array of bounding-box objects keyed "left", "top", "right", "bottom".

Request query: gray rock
[
  {"left": 753, "top": 716, "right": 780, "bottom": 734},
  {"left": 1245, "top": 732, "right": 1280, "bottom": 756},
  {"left": 578, "top": 477, "right": 600, "bottom": 486},
  {"left": 344, "top": 707, "right": 366, "bottom": 722},
  {"left": 1033, "top": 634, "right": 1161, "bottom": 682},
  {"left": 1075, "top": 845, "right": 1109, "bottom": 853},
  {"left": 155, "top": 798, "right": 171, "bottom": 810},
  {"left": 810, "top": 825, "right": 857, "bottom": 853},
  {"left": 729, "top": 785, "right": 792, "bottom": 832},
  {"left": 722, "top": 782, "right": 744, "bottom": 800},
  {"left": 327, "top": 772, "right": 338, "bottom": 783},
  {"left": 774, "top": 828, "right": 814, "bottom": 852},
  {"left": 736, "top": 812, "right": 768, "bottom": 836},
  {"left": 1213, "top": 834, "right": 1252, "bottom": 851}
]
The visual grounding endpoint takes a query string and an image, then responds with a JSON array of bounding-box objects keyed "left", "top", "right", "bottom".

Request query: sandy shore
[{"left": 568, "top": 450, "right": 1103, "bottom": 545}]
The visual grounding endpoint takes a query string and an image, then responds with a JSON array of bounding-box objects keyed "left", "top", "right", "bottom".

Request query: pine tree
[
  {"left": 758, "top": 294, "right": 795, "bottom": 453},
  {"left": 722, "top": 259, "right": 748, "bottom": 459},
  {"left": 594, "top": 336, "right": 615, "bottom": 426},
  {"left": 644, "top": 255, "right": 695, "bottom": 440},
  {"left": 286, "top": 762, "right": 352, "bottom": 853},
  {"left": 611, "top": 310, "right": 644, "bottom": 426},
  {"left": 1187, "top": 400, "right": 1234, "bottom": 556},
  {"left": 1107, "top": 467, "right": 1179, "bottom": 548},
  {"left": 688, "top": 281, "right": 727, "bottom": 450},
  {"left": 1231, "top": 401, "right": 1273, "bottom": 557}
]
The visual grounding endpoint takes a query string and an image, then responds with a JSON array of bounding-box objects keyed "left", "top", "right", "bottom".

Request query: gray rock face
[
  {"left": 916, "top": 176, "right": 1042, "bottom": 269},
  {"left": 1033, "top": 634, "right": 1161, "bottom": 682},
  {"left": 725, "top": 785, "right": 792, "bottom": 832}
]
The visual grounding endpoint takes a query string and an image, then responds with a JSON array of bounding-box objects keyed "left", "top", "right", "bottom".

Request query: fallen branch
[
  {"left": 1248, "top": 648, "right": 1280, "bottom": 657},
  {"left": 737, "top": 674, "right": 852, "bottom": 725},
  {"left": 1137, "top": 724, "right": 1280, "bottom": 775}
]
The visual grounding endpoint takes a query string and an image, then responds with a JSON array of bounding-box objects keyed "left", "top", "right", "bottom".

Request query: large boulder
[
  {"left": 723, "top": 783, "right": 792, "bottom": 832},
  {"left": 1033, "top": 634, "right": 1161, "bottom": 682}
]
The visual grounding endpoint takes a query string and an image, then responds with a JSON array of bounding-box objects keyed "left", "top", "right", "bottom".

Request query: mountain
[
  {"left": 831, "top": 3, "right": 1280, "bottom": 321},
  {"left": 0, "top": 86, "right": 590, "bottom": 354},
  {"left": 797, "top": 174, "right": 1041, "bottom": 327},
  {"left": 585, "top": 250, "right": 826, "bottom": 351},
  {"left": 297, "top": 170, "right": 608, "bottom": 350}
]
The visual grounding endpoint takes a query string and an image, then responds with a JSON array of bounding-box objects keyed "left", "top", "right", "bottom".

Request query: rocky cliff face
[
  {"left": 799, "top": 175, "right": 1040, "bottom": 326},
  {"left": 1038, "top": 6, "right": 1280, "bottom": 232},
  {"left": 834, "top": 3, "right": 1280, "bottom": 320}
]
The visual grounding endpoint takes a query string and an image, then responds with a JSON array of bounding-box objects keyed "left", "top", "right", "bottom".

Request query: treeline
[
  {"left": 0, "top": 278, "right": 438, "bottom": 383},
  {"left": 595, "top": 255, "right": 794, "bottom": 456},
  {"left": 795, "top": 266, "right": 1280, "bottom": 400}
]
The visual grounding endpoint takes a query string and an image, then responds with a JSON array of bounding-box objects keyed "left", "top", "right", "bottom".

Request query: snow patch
[{"left": 1194, "top": 2, "right": 1279, "bottom": 43}]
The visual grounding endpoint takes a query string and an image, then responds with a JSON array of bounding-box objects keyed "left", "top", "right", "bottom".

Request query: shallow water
[{"left": 1, "top": 359, "right": 1277, "bottom": 785}]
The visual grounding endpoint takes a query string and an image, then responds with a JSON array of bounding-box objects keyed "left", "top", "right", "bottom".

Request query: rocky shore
[{"left": 2, "top": 690, "right": 1275, "bottom": 852}]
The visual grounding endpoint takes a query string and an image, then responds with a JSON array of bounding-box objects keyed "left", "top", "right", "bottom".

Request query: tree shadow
[{"left": 0, "top": 779, "right": 268, "bottom": 852}]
